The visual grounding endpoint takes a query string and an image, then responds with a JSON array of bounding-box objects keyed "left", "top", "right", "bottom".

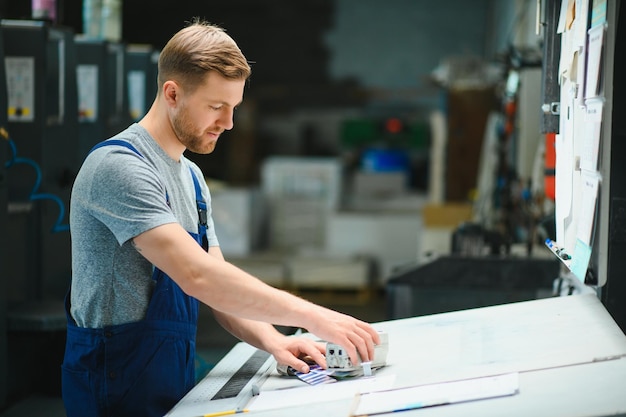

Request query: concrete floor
[{"left": 1, "top": 288, "right": 388, "bottom": 417}]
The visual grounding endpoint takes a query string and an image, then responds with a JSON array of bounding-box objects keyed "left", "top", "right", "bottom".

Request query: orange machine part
[{"left": 544, "top": 133, "right": 556, "bottom": 200}]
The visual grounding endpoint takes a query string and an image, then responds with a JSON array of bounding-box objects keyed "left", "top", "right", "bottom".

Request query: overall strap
[
  {"left": 188, "top": 166, "right": 209, "bottom": 249},
  {"left": 89, "top": 139, "right": 142, "bottom": 157}
]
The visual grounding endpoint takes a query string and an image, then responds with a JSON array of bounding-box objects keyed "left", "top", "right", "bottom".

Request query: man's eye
[{"left": 210, "top": 106, "right": 222, "bottom": 111}]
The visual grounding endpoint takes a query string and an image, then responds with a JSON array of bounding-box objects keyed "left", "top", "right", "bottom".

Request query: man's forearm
[{"left": 212, "top": 309, "right": 285, "bottom": 353}]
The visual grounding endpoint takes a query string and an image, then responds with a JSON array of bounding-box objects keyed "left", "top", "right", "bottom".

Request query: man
[{"left": 62, "top": 19, "right": 380, "bottom": 417}]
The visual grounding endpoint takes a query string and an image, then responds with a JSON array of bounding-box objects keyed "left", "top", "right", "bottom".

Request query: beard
[{"left": 171, "top": 106, "right": 220, "bottom": 154}]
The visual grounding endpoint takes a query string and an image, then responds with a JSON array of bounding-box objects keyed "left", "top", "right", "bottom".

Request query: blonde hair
[{"left": 157, "top": 19, "right": 251, "bottom": 92}]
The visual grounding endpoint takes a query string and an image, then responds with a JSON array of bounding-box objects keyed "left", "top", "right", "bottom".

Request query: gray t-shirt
[{"left": 69, "top": 123, "right": 219, "bottom": 328}]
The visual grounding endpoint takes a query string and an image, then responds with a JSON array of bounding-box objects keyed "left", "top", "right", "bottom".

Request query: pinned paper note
[
  {"left": 576, "top": 172, "right": 600, "bottom": 245},
  {"left": 585, "top": 24, "right": 605, "bottom": 99}
]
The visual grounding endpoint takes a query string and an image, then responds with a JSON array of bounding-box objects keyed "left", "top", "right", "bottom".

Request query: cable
[{"left": 2, "top": 127, "right": 70, "bottom": 233}]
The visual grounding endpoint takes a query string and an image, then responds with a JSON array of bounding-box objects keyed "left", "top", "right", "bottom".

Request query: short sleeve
[{"left": 86, "top": 148, "right": 178, "bottom": 245}]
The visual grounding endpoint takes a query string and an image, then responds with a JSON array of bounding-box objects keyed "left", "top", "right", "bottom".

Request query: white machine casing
[{"left": 326, "top": 331, "right": 389, "bottom": 372}]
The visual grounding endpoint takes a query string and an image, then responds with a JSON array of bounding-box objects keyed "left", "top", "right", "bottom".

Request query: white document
[
  {"left": 248, "top": 375, "right": 396, "bottom": 412},
  {"left": 555, "top": 131, "right": 574, "bottom": 244},
  {"left": 573, "top": 0, "right": 590, "bottom": 106},
  {"left": 585, "top": 24, "right": 605, "bottom": 99},
  {"left": 557, "top": 0, "right": 568, "bottom": 33},
  {"left": 574, "top": 0, "right": 590, "bottom": 47},
  {"left": 559, "top": 18, "right": 575, "bottom": 82},
  {"left": 576, "top": 172, "right": 600, "bottom": 245},
  {"left": 350, "top": 373, "right": 519, "bottom": 416},
  {"left": 580, "top": 99, "right": 604, "bottom": 171}
]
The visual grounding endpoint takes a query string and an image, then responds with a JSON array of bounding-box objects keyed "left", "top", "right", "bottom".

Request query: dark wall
[
  {"left": 602, "top": 1, "right": 626, "bottom": 333},
  {"left": 0, "top": 1, "right": 501, "bottom": 185},
  {"left": 0, "top": 0, "right": 366, "bottom": 184},
  {"left": 120, "top": 0, "right": 367, "bottom": 183},
  {"left": 121, "top": 0, "right": 365, "bottom": 112},
  {"left": 125, "top": 1, "right": 333, "bottom": 83},
  {"left": 1, "top": 1, "right": 361, "bottom": 109}
]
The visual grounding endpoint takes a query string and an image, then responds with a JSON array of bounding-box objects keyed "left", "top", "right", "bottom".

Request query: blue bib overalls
[{"left": 62, "top": 140, "right": 208, "bottom": 417}]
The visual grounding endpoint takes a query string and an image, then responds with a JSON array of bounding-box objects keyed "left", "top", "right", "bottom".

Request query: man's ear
[{"left": 162, "top": 80, "right": 179, "bottom": 106}]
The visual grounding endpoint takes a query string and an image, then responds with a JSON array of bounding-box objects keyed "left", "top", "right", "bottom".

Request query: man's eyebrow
[{"left": 209, "top": 99, "right": 243, "bottom": 107}]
